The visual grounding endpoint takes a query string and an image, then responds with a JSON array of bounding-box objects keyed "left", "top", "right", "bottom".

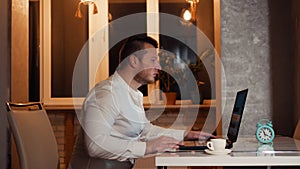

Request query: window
[
  {"left": 40, "top": 0, "right": 218, "bottom": 106},
  {"left": 41, "top": 0, "right": 93, "bottom": 105}
]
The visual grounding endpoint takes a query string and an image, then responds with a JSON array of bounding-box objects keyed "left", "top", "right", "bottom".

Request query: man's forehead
[{"left": 144, "top": 48, "right": 158, "bottom": 53}]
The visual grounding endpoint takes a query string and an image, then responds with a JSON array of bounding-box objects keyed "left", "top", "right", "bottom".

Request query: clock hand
[
  {"left": 262, "top": 130, "right": 267, "bottom": 136},
  {"left": 264, "top": 129, "right": 271, "bottom": 137}
]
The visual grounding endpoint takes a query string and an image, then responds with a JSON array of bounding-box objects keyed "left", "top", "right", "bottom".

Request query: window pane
[
  {"left": 29, "top": 1, "right": 40, "bottom": 101},
  {"left": 108, "top": 1, "right": 146, "bottom": 75},
  {"left": 108, "top": 0, "right": 147, "bottom": 95},
  {"left": 159, "top": 0, "right": 215, "bottom": 101},
  {"left": 51, "top": 0, "right": 88, "bottom": 97}
]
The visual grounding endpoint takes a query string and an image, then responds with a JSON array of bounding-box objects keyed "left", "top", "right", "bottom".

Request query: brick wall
[
  {"left": 48, "top": 112, "right": 68, "bottom": 169},
  {"left": 47, "top": 110, "right": 80, "bottom": 169}
]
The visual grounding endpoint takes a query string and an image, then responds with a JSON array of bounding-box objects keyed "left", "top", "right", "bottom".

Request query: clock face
[{"left": 256, "top": 125, "right": 275, "bottom": 143}]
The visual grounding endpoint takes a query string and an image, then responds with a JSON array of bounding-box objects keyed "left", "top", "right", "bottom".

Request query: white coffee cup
[{"left": 206, "top": 138, "right": 226, "bottom": 151}]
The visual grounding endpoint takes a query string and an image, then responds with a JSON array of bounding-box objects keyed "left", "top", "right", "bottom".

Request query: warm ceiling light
[
  {"left": 182, "top": 0, "right": 199, "bottom": 22},
  {"left": 75, "top": 0, "right": 98, "bottom": 18}
]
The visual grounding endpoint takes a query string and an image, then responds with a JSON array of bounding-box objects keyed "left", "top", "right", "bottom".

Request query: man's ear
[{"left": 128, "top": 55, "right": 138, "bottom": 68}]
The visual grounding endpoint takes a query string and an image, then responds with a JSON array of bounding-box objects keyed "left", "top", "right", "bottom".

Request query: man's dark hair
[{"left": 119, "top": 34, "right": 158, "bottom": 64}]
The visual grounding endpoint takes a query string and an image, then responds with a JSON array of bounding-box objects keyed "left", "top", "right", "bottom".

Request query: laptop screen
[{"left": 227, "top": 89, "right": 248, "bottom": 144}]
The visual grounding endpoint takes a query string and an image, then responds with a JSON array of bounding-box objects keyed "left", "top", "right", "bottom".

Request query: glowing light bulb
[{"left": 183, "top": 9, "right": 192, "bottom": 21}]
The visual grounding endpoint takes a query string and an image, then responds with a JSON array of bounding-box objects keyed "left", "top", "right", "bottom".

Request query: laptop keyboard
[{"left": 178, "top": 141, "right": 208, "bottom": 151}]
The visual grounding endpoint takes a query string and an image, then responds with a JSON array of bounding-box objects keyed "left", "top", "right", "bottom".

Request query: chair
[
  {"left": 294, "top": 119, "right": 300, "bottom": 140},
  {"left": 6, "top": 102, "right": 59, "bottom": 169}
]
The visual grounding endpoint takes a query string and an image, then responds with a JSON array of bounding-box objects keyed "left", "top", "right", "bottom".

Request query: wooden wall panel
[
  {"left": 11, "top": 0, "right": 29, "bottom": 168},
  {"left": 11, "top": 0, "right": 29, "bottom": 102}
]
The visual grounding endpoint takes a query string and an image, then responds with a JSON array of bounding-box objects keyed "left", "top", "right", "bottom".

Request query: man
[{"left": 69, "top": 35, "right": 214, "bottom": 169}]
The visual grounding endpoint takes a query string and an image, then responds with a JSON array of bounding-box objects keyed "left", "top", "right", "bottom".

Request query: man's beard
[{"left": 134, "top": 71, "right": 155, "bottom": 85}]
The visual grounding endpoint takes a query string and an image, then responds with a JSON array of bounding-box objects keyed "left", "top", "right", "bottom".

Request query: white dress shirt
[{"left": 80, "top": 72, "right": 185, "bottom": 162}]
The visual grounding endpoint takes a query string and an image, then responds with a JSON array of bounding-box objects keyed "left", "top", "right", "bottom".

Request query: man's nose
[{"left": 155, "top": 62, "right": 162, "bottom": 70}]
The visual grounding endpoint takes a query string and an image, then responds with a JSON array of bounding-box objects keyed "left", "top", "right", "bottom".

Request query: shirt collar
[{"left": 114, "top": 72, "right": 143, "bottom": 98}]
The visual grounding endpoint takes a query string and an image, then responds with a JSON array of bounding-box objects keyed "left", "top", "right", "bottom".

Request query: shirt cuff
[{"left": 128, "top": 141, "right": 146, "bottom": 158}]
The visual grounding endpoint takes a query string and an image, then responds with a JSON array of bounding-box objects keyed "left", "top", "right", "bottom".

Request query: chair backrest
[
  {"left": 294, "top": 119, "right": 300, "bottom": 140},
  {"left": 6, "top": 102, "right": 59, "bottom": 169}
]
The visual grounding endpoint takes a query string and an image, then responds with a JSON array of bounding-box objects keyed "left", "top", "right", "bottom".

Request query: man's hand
[
  {"left": 145, "top": 136, "right": 183, "bottom": 155},
  {"left": 184, "top": 131, "right": 216, "bottom": 141}
]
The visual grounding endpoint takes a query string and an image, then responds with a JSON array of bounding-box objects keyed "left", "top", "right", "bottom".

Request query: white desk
[{"left": 156, "top": 137, "right": 300, "bottom": 168}]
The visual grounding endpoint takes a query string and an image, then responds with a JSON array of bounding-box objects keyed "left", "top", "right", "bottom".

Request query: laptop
[{"left": 178, "top": 88, "right": 248, "bottom": 150}]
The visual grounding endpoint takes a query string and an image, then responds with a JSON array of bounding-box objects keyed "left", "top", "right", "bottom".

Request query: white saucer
[{"left": 204, "top": 149, "right": 232, "bottom": 155}]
